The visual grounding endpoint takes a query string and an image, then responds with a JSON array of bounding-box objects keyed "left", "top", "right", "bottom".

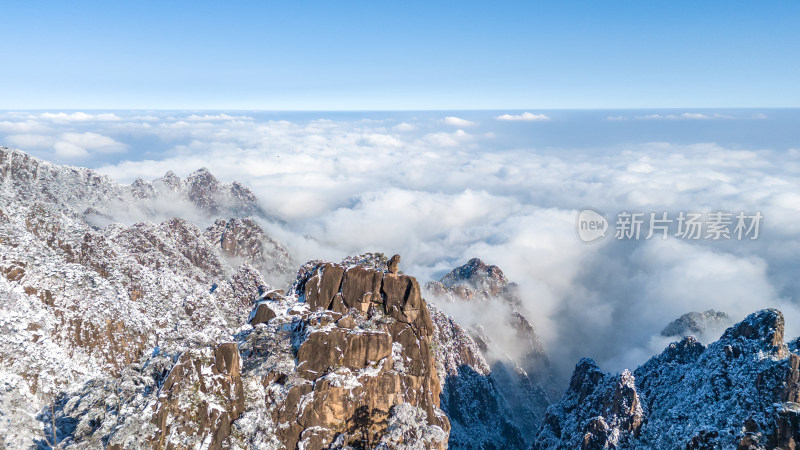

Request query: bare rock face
[
  {"left": 249, "top": 302, "right": 277, "bottom": 326},
  {"left": 258, "top": 261, "right": 450, "bottom": 449},
  {"left": 341, "top": 265, "right": 384, "bottom": 310},
  {"left": 149, "top": 343, "right": 245, "bottom": 449},
  {"left": 296, "top": 328, "right": 392, "bottom": 380},
  {"left": 303, "top": 262, "right": 346, "bottom": 310}
]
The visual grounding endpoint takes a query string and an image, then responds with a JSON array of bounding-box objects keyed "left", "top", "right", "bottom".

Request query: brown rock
[
  {"left": 341, "top": 265, "right": 384, "bottom": 308},
  {"left": 338, "top": 316, "right": 357, "bottom": 329},
  {"left": 281, "top": 261, "right": 449, "bottom": 447},
  {"left": 331, "top": 293, "right": 348, "bottom": 314},
  {"left": 388, "top": 254, "right": 401, "bottom": 274},
  {"left": 214, "top": 342, "right": 241, "bottom": 377},
  {"left": 382, "top": 273, "right": 422, "bottom": 323},
  {"left": 250, "top": 303, "right": 277, "bottom": 326},
  {"left": 152, "top": 345, "right": 245, "bottom": 449},
  {"left": 296, "top": 329, "right": 393, "bottom": 380},
  {"left": 784, "top": 353, "right": 800, "bottom": 403},
  {"left": 305, "top": 263, "right": 345, "bottom": 310}
]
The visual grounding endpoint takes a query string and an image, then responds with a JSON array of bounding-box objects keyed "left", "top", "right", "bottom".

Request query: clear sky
[{"left": 1, "top": 1, "right": 798, "bottom": 109}]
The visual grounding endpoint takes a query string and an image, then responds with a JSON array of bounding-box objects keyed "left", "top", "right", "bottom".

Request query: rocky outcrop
[
  {"left": 387, "top": 254, "right": 401, "bottom": 274},
  {"left": 150, "top": 343, "right": 245, "bottom": 449},
  {"left": 185, "top": 168, "right": 262, "bottom": 217},
  {"left": 439, "top": 257, "right": 509, "bottom": 299},
  {"left": 254, "top": 261, "right": 449, "bottom": 448},
  {"left": 534, "top": 359, "right": 643, "bottom": 449},
  {"left": 535, "top": 309, "right": 800, "bottom": 449}
]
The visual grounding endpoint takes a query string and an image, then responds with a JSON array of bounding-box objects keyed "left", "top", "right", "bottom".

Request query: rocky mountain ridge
[
  {"left": 7, "top": 146, "right": 795, "bottom": 449},
  {"left": 535, "top": 309, "right": 800, "bottom": 449},
  {"left": 0, "top": 147, "right": 524, "bottom": 449}
]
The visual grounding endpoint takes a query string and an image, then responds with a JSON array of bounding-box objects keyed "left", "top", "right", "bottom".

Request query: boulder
[{"left": 249, "top": 303, "right": 277, "bottom": 326}]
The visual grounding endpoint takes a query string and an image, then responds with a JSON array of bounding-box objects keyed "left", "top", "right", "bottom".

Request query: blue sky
[{"left": 1, "top": 1, "right": 798, "bottom": 109}]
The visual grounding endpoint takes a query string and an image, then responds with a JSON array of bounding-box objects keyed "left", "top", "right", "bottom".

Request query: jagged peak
[
  {"left": 721, "top": 308, "right": 784, "bottom": 351},
  {"left": 186, "top": 167, "right": 218, "bottom": 183},
  {"left": 441, "top": 258, "right": 507, "bottom": 285},
  {"left": 157, "top": 170, "right": 183, "bottom": 191},
  {"left": 568, "top": 357, "right": 606, "bottom": 395},
  {"left": 437, "top": 257, "right": 512, "bottom": 302},
  {"left": 642, "top": 336, "right": 707, "bottom": 373}
]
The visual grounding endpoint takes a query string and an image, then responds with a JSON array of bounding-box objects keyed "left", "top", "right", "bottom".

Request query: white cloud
[
  {"left": 184, "top": 113, "right": 254, "bottom": 121},
  {"left": 358, "top": 133, "right": 403, "bottom": 147},
  {"left": 54, "top": 141, "right": 90, "bottom": 158},
  {"left": 50, "top": 132, "right": 128, "bottom": 159},
  {"left": 39, "top": 112, "right": 121, "bottom": 122},
  {"left": 2, "top": 111, "right": 796, "bottom": 381},
  {"left": 496, "top": 112, "right": 550, "bottom": 121},
  {"left": 421, "top": 129, "right": 473, "bottom": 147},
  {"left": 4, "top": 134, "right": 56, "bottom": 148},
  {"left": 0, "top": 120, "right": 52, "bottom": 133},
  {"left": 637, "top": 112, "right": 734, "bottom": 120},
  {"left": 393, "top": 122, "right": 416, "bottom": 131},
  {"left": 442, "top": 116, "right": 477, "bottom": 127}
]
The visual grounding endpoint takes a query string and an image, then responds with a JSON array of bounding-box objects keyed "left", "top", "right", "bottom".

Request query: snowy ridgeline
[
  {"left": 0, "top": 147, "right": 530, "bottom": 449},
  {"left": 4, "top": 146, "right": 800, "bottom": 449},
  {"left": 534, "top": 309, "right": 800, "bottom": 449}
]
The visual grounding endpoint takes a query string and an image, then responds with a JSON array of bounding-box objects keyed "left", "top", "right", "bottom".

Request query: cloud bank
[
  {"left": 496, "top": 112, "right": 550, "bottom": 121},
  {"left": 1, "top": 110, "right": 798, "bottom": 381}
]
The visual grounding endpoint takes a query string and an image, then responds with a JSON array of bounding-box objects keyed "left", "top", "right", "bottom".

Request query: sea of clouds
[{"left": 2, "top": 110, "right": 798, "bottom": 379}]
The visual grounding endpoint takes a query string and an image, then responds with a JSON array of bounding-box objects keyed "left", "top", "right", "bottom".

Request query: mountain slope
[
  {"left": 1, "top": 147, "right": 521, "bottom": 449},
  {"left": 426, "top": 258, "right": 560, "bottom": 446},
  {"left": 534, "top": 309, "right": 800, "bottom": 449}
]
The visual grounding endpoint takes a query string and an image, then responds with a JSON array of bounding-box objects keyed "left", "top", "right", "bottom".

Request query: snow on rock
[
  {"left": 426, "top": 258, "right": 559, "bottom": 447},
  {"left": 534, "top": 309, "right": 800, "bottom": 449},
  {"left": 0, "top": 147, "right": 290, "bottom": 448}
]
